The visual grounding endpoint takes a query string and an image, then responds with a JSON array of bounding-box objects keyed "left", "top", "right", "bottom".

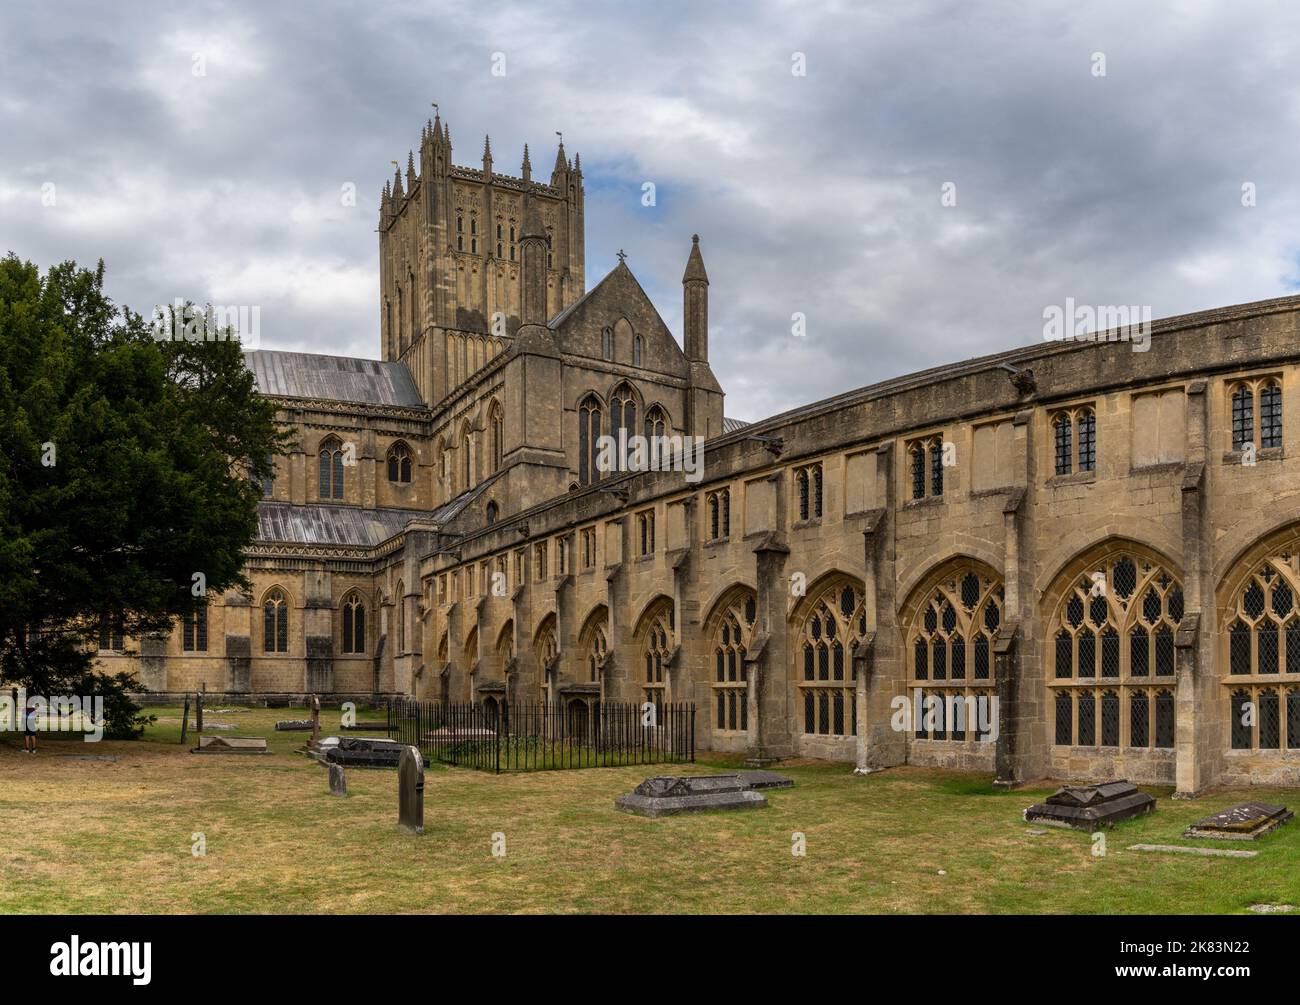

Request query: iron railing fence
[{"left": 387, "top": 699, "right": 695, "bottom": 773}]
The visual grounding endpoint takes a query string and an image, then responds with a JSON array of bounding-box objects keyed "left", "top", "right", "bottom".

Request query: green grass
[{"left": 0, "top": 705, "right": 1297, "bottom": 914}]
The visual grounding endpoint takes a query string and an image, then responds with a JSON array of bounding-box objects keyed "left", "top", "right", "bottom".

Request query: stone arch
[
  {"left": 786, "top": 568, "right": 864, "bottom": 623},
  {"left": 789, "top": 572, "right": 867, "bottom": 739},
  {"left": 1035, "top": 524, "right": 1183, "bottom": 601},
  {"left": 1039, "top": 538, "right": 1184, "bottom": 622},
  {"left": 1214, "top": 518, "right": 1300, "bottom": 613},
  {"left": 577, "top": 605, "right": 609, "bottom": 684},
  {"left": 897, "top": 547, "right": 1004, "bottom": 614},
  {"left": 612, "top": 316, "right": 634, "bottom": 360},
  {"left": 701, "top": 581, "right": 760, "bottom": 635},
  {"left": 464, "top": 625, "right": 479, "bottom": 671}
]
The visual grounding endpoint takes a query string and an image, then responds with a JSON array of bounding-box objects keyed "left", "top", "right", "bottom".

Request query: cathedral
[{"left": 103, "top": 110, "right": 1300, "bottom": 794}]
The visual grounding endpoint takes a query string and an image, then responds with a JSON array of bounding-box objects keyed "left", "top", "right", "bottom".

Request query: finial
[
  {"left": 616, "top": 249, "right": 627, "bottom": 263},
  {"left": 483, "top": 134, "right": 492, "bottom": 159}
]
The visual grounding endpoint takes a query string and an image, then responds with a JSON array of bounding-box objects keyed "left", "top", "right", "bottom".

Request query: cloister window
[
  {"left": 1049, "top": 552, "right": 1181, "bottom": 749},
  {"left": 581, "top": 527, "right": 596, "bottom": 569},
  {"left": 642, "top": 607, "right": 674, "bottom": 717},
  {"left": 536, "top": 621, "right": 558, "bottom": 701},
  {"left": 713, "top": 591, "right": 757, "bottom": 733},
  {"left": 707, "top": 488, "right": 731, "bottom": 541},
  {"left": 387, "top": 442, "right": 412, "bottom": 483},
  {"left": 1049, "top": 407, "right": 1096, "bottom": 476},
  {"left": 488, "top": 401, "right": 504, "bottom": 473},
  {"left": 341, "top": 593, "right": 366, "bottom": 654},
  {"left": 182, "top": 602, "right": 208, "bottom": 652},
  {"left": 1223, "top": 546, "right": 1300, "bottom": 750},
  {"left": 586, "top": 624, "right": 607, "bottom": 682},
  {"left": 795, "top": 463, "right": 823, "bottom": 520},
  {"left": 318, "top": 438, "right": 345, "bottom": 500},
  {"left": 633, "top": 335, "right": 643, "bottom": 367},
  {"left": 534, "top": 542, "right": 548, "bottom": 581},
  {"left": 263, "top": 589, "right": 288, "bottom": 653},
  {"left": 907, "top": 436, "right": 945, "bottom": 499},
  {"left": 578, "top": 394, "right": 602, "bottom": 485},
  {"left": 1229, "top": 377, "right": 1283, "bottom": 452},
  {"left": 97, "top": 616, "right": 124, "bottom": 652},
  {"left": 909, "top": 567, "right": 1002, "bottom": 742},
  {"left": 797, "top": 580, "right": 866, "bottom": 737},
  {"left": 637, "top": 509, "right": 655, "bottom": 556}
]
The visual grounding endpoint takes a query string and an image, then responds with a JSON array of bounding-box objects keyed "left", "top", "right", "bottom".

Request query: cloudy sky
[{"left": 4, "top": 0, "right": 1300, "bottom": 421}]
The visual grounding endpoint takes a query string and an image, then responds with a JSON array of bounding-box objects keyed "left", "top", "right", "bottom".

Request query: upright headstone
[
  {"left": 329, "top": 763, "right": 347, "bottom": 797},
  {"left": 195, "top": 690, "right": 204, "bottom": 733},
  {"left": 179, "top": 695, "right": 191, "bottom": 745},
  {"left": 309, "top": 694, "right": 321, "bottom": 750},
  {"left": 398, "top": 745, "right": 424, "bottom": 835}
]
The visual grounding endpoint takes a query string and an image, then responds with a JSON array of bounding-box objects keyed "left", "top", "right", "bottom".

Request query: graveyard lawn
[{"left": 0, "top": 706, "right": 1297, "bottom": 914}]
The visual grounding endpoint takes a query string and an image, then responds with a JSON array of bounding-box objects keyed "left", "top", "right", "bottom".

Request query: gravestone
[
  {"left": 616, "top": 775, "right": 767, "bottom": 817},
  {"left": 398, "top": 745, "right": 424, "bottom": 835},
  {"left": 309, "top": 694, "right": 322, "bottom": 750},
  {"left": 191, "top": 735, "right": 268, "bottom": 755},
  {"left": 1023, "top": 780, "right": 1155, "bottom": 830},
  {"left": 329, "top": 763, "right": 347, "bottom": 797},
  {"left": 736, "top": 769, "right": 794, "bottom": 790},
  {"left": 275, "top": 719, "right": 313, "bottom": 731},
  {"left": 179, "top": 696, "right": 190, "bottom": 746},
  {"left": 195, "top": 690, "right": 204, "bottom": 733},
  {"left": 1183, "top": 803, "right": 1292, "bottom": 841},
  {"left": 319, "top": 735, "right": 423, "bottom": 768}
]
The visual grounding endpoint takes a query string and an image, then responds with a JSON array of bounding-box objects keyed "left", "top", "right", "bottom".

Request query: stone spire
[
  {"left": 406, "top": 150, "right": 416, "bottom": 189},
  {"left": 683, "top": 234, "right": 709, "bottom": 361},
  {"left": 482, "top": 134, "right": 493, "bottom": 177},
  {"left": 521, "top": 143, "right": 532, "bottom": 183}
]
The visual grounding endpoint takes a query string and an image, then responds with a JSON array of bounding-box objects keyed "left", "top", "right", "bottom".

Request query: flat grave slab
[
  {"left": 319, "top": 735, "right": 427, "bottom": 769},
  {"left": 1023, "top": 780, "right": 1156, "bottom": 830},
  {"left": 1183, "top": 803, "right": 1292, "bottom": 841},
  {"left": 736, "top": 769, "right": 794, "bottom": 790},
  {"left": 1129, "top": 843, "right": 1257, "bottom": 858},
  {"left": 616, "top": 775, "right": 767, "bottom": 817},
  {"left": 275, "top": 720, "right": 313, "bottom": 731},
  {"left": 191, "top": 735, "right": 268, "bottom": 755}
]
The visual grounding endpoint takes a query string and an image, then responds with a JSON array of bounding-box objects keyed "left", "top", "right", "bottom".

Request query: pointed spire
[
  {"left": 432, "top": 107, "right": 441, "bottom": 136},
  {"left": 521, "top": 143, "right": 532, "bottom": 182},
  {"left": 483, "top": 134, "right": 492, "bottom": 159},
  {"left": 444, "top": 121, "right": 450, "bottom": 143},
  {"left": 392, "top": 162, "right": 403, "bottom": 199},
  {"left": 573, "top": 152, "right": 582, "bottom": 175},
  {"left": 552, "top": 140, "right": 567, "bottom": 175},
  {"left": 406, "top": 150, "right": 416, "bottom": 188},
  {"left": 683, "top": 234, "right": 708, "bottom": 284}
]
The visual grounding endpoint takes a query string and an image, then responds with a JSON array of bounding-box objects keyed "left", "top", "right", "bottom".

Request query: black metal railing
[{"left": 387, "top": 699, "right": 695, "bottom": 773}]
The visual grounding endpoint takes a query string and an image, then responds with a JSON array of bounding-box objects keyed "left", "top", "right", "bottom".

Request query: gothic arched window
[
  {"left": 263, "top": 589, "right": 288, "bottom": 654},
  {"left": 1049, "top": 551, "right": 1181, "bottom": 749},
  {"left": 1230, "top": 377, "right": 1283, "bottom": 452},
  {"left": 601, "top": 327, "right": 612, "bottom": 360},
  {"left": 1223, "top": 545, "right": 1300, "bottom": 750},
  {"left": 797, "top": 579, "right": 866, "bottom": 737},
  {"left": 387, "top": 442, "right": 412, "bottom": 483},
  {"left": 578, "top": 394, "right": 602, "bottom": 485},
  {"left": 341, "top": 592, "right": 366, "bottom": 654},
  {"left": 644, "top": 405, "right": 667, "bottom": 441},
  {"left": 633, "top": 335, "right": 643, "bottom": 367},
  {"left": 488, "top": 400, "right": 504, "bottom": 473},
  {"left": 182, "top": 602, "right": 207, "bottom": 652},
  {"left": 536, "top": 619, "right": 558, "bottom": 702},
  {"left": 642, "top": 606, "right": 674, "bottom": 718},
  {"left": 610, "top": 383, "right": 637, "bottom": 471},
  {"left": 909, "top": 565, "right": 1002, "bottom": 742},
  {"left": 318, "top": 437, "right": 345, "bottom": 500},
  {"left": 712, "top": 590, "right": 756, "bottom": 733}
]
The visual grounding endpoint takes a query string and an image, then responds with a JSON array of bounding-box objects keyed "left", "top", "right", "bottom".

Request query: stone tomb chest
[
  {"left": 1183, "top": 803, "right": 1293, "bottom": 841},
  {"left": 191, "top": 735, "right": 268, "bottom": 755},
  {"left": 1023, "top": 780, "right": 1156, "bottom": 830},
  {"left": 616, "top": 774, "right": 772, "bottom": 817},
  {"left": 319, "top": 735, "right": 427, "bottom": 769}
]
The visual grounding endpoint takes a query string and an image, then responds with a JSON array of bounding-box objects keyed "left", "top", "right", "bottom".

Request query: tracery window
[
  {"left": 318, "top": 437, "right": 345, "bottom": 500},
  {"left": 1223, "top": 546, "right": 1300, "bottom": 750},
  {"left": 610, "top": 382, "right": 637, "bottom": 472},
  {"left": 387, "top": 442, "right": 412, "bottom": 483},
  {"left": 536, "top": 620, "right": 558, "bottom": 702},
  {"left": 642, "top": 606, "right": 674, "bottom": 718},
  {"left": 909, "top": 566, "right": 1002, "bottom": 742},
  {"left": 713, "top": 591, "right": 757, "bottom": 733},
  {"left": 907, "top": 435, "right": 945, "bottom": 499},
  {"left": 797, "top": 580, "right": 866, "bottom": 737},
  {"left": 263, "top": 589, "right": 288, "bottom": 654},
  {"left": 586, "top": 624, "right": 607, "bottom": 683},
  {"left": 1049, "top": 552, "right": 1181, "bottom": 748},
  {"left": 1049, "top": 407, "right": 1096, "bottom": 476},
  {"left": 341, "top": 593, "right": 366, "bottom": 654},
  {"left": 707, "top": 488, "right": 731, "bottom": 541},
  {"left": 578, "top": 394, "right": 602, "bottom": 486},
  {"left": 795, "top": 463, "right": 823, "bottom": 520},
  {"left": 644, "top": 405, "right": 667, "bottom": 441},
  {"left": 1229, "top": 377, "right": 1283, "bottom": 452}
]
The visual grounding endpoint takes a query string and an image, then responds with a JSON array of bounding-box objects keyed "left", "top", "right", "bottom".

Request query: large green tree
[{"left": 0, "top": 254, "right": 287, "bottom": 736}]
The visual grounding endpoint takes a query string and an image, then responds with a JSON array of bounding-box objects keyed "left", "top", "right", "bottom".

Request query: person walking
[{"left": 23, "top": 703, "right": 37, "bottom": 753}]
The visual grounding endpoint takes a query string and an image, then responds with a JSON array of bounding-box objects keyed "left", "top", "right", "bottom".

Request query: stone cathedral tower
[{"left": 377, "top": 111, "right": 586, "bottom": 408}]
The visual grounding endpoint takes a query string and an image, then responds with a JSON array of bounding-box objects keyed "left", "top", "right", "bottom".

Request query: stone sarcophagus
[{"left": 1023, "top": 780, "right": 1156, "bottom": 830}]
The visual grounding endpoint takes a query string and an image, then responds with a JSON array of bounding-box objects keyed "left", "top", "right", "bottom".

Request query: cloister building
[{"left": 102, "top": 110, "right": 1300, "bottom": 793}]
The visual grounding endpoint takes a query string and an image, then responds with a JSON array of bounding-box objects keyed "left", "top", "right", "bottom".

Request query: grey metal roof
[
  {"left": 721, "top": 416, "right": 750, "bottom": 434},
  {"left": 244, "top": 350, "right": 426, "bottom": 408},
  {"left": 256, "top": 502, "right": 422, "bottom": 547}
]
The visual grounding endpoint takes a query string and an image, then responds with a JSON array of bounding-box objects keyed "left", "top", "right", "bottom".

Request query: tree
[{"left": 0, "top": 254, "right": 288, "bottom": 737}]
